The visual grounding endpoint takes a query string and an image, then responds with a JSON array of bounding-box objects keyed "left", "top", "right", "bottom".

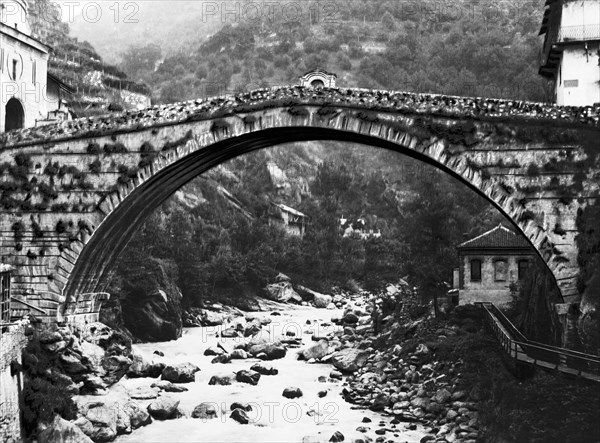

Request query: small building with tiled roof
[{"left": 454, "top": 224, "right": 535, "bottom": 306}]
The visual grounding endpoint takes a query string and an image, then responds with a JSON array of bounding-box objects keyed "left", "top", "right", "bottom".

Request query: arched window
[
  {"left": 494, "top": 259, "right": 507, "bottom": 281},
  {"left": 310, "top": 79, "right": 325, "bottom": 88},
  {"left": 5, "top": 98, "right": 24, "bottom": 131},
  {"left": 470, "top": 259, "right": 481, "bottom": 282}
]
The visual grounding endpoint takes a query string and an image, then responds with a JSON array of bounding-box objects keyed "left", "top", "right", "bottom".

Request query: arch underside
[{"left": 62, "top": 124, "right": 562, "bottom": 307}]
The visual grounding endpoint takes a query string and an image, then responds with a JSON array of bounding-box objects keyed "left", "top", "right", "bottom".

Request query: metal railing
[
  {"left": 478, "top": 302, "right": 600, "bottom": 382},
  {"left": 558, "top": 24, "right": 600, "bottom": 42}
]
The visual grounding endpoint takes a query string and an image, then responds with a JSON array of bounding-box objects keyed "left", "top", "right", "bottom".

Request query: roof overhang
[
  {"left": 0, "top": 22, "right": 49, "bottom": 54},
  {"left": 47, "top": 72, "right": 75, "bottom": 94}
]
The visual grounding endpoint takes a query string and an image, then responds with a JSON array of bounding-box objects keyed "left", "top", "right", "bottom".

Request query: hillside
[
  {"left": 112, "top": 0, "right": 549, "bottom": 103},
  {"left": 28, "top": 0, "right": 151, "bottom": 117}
]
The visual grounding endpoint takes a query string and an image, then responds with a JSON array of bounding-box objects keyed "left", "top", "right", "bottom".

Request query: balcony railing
[{"left": 558, "top": 24, "right": 600, "bottom": 42}]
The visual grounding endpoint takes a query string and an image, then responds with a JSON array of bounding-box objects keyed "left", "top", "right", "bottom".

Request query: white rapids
[{"left": 112, "top": 304, "right": 427, "bottom": 443}]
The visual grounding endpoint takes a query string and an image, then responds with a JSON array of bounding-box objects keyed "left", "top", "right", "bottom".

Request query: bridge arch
[{"left": 1, "top": 86, "right": 595, "bottom": 320}]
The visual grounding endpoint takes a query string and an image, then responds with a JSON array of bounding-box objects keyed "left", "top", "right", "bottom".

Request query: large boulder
[
  {"left": 102, "top": 355, "right": 133, "bottom": 385},
  {"left": 247, "top": 341, "right": 287, "bottom": 360},
  {"left": 75, "top": 401, "right": 119, "bottom": 442},
  {"left": 265, "top": 281, "right": 301, "bottom": 303},
  {"left": 147, "top": 398, "right": 180, "bottom": 420},
  {"left": 201, "top": 310, "right": 225, "bottom": 326},
  {"left": 127, "top": 350, "right": 165, "bottom": 378},
  {"left": 161, "top": 362, "right": 200, "bottom": 383},
  {"left": 297, "top": 285, "right": 332, "bottom": 308},
  {"left": 301, "top": 340, "right": 329, "bottom": 360},
  {"left": 192, "top": 403, "right": 219, "bottom": 419},
  {"left": 236, "top": 370, "right": 261, "bottom": 385},
  {"left": 121, "top": 258, "right": 183, "bottom": 342},
  {"left": 313, "top": 293, "right": 333, "bottom": 308},
  {"left": 331, "top": 348, "right": 369, "bottom": 373},
  {"left": 39, "top": 416, "right": 94, "bottom": 443},
  {"left": 80, "top": 322, "right": 132, "bottom": 356},
  {"left": 123, "top": 402, "right": 152, "bottom": 429}
]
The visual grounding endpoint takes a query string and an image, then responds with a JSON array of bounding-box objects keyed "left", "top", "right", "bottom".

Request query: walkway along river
[{"left": 86, "top": 302, "right": 428, "bottom": 442}]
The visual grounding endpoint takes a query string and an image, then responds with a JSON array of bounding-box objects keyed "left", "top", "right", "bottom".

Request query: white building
[
  {"left": 299, "top": 69, "right": 337, "bottom": 88},
  {"left": 0, "top": 0, "right": 72, "bottom": 132},
  {"left": 539, "top": 0, "right": 600, "bottom": 106}
]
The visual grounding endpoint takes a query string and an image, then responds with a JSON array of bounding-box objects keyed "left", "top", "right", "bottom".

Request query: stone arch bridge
[{"left": 0, "top": 86, "right": 599, "bottom": 323}]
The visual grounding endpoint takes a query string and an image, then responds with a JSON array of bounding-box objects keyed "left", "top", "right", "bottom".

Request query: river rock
[
  {"left": 231, "top": 402, "right": 253, "bottom": 412},
  {"left": 301, "top": 339, "right": 329, "bottom": 360},
  {"left": 192, "top": 402, "right": 219, "bottom": 419},
  {"left": 127, "top": 351, "right": 165, "bottom": 378},
  {"left": 129, "top": 386, "right": 159, "bottom": 400},
  {"left": 211, "top": 354, "right": 231, "bottom": 364},
  {"left": 331, "top": 348, "right": 368, "bottom": 372},
  {"left": 244, "top": 320, "right": 262, "bottom": 337},
  {"left": 161, "top": 362, "right": 200, "bottom": 383},
  {"left": 313, "top": 293, "right": 333, "bottom": 308},
  {"left": 230, "top": 349, "right": 248, "bottom": 359},
  {"left": 343, "top": 312, "right": 359, "bottom": 324},
  {"left": 75, "top": 401, "right": 118, "bottom": 442},
  {"left": 265, "top": 281, "right": 300, "bottom": 303},
  {"left": 329, "top": 431, "right": 345, "bottom": 442},
  {"left": 102, "top": 354, "right": 133, "bottom": 385},
  {"left": 201, "top": 310, "right": 225, "bottom": 326},
  {"left": 150, "top": 381, "right": 188, "bottom": 393},
  {"left": 435, "top": 388, "right": 452, "bottom": 403},
  {"left": 209, "top": 375, "right": 233, "bottom": 385},
  {"left": 250, "top": 363, "right": 278, "bottom": 375},
  {"left": 204, "top": 346, "right": 225, "bottom": 356},
  {"left": 247, "top": 341, "right": 287, "bottom": 360},
  {"left": 148, "top": 398, "right": 180, "bottom": 420},
  {"left": 220, "top": 327, "right": 239, "bottom": 338},
  {"left": 230, "top": 408, "right": 250, "bottom": 424},
  {"left": 236, "top": 370, "right": 261, "bottom": 385},
  {"left": 40, "top": 415, "right": 94, "bottom": 443},
  {"left": 123, "top": 402, "right": 152, "bottom": 429},
  {"left": 282, "top": 387, "right": 303, "bottom": 399}
]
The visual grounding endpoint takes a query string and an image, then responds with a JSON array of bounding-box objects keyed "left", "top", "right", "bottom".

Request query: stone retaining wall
[{"left": 0, "top": 320, "right": 28, "bottom": 443}]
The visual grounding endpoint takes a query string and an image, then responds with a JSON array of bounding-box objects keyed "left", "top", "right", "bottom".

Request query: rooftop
[
  {"left": 458, "top": 224, "right": 532, "bottom": 250},
  {"left": 271, "top": 202, "right": 308, "bottom": 218}
]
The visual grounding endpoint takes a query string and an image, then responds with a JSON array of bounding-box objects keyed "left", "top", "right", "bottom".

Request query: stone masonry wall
[{"left": 0, "top": 320, "right": 28, "bottom": 443}]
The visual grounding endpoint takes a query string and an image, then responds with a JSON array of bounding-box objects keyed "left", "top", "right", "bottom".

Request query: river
[{"left": 111, "top": 303, "right": 427, "bottom": 443}]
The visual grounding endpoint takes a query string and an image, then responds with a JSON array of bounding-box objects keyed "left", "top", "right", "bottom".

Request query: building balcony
[{"left": 558, "top": 24, "right": 600, "bottom": 42}]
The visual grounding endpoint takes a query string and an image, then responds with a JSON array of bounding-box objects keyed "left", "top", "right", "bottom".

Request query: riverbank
[{"left": 100, "top": 301, "right": 428, "bottom": 442}]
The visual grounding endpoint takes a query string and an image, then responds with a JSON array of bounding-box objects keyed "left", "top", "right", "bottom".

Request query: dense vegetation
[
  {"left": 117, "top": 0, "right": 549, "bottom": 103},
  {"left": 107, "top": 143, "right": 505, "bottom": 314},
  {"left": 28, "top": 0, "right": 151, "bottom": 117}
]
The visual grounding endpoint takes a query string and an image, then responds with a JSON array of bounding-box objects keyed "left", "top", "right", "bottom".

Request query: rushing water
[{"left": 112, "top": 305, "right": 426, "bottom": 443}]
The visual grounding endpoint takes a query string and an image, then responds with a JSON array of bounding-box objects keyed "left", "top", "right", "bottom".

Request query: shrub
[
  {"left": 89, "top": 159, "right": 102, "bottom": 173},
  {"left": 21, "top": 339, "right": 77, "bottom": 439},
  {"left": 526, "top": 163, "right": 540, "bottom": 176},
  {"left": 86, "top": 142, "right": 101, "bottom": 154}
]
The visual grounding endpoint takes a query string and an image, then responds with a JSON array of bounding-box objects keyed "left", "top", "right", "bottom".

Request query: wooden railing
[{"left": 478, "top": 302, "right": 600, "bottom": 382}]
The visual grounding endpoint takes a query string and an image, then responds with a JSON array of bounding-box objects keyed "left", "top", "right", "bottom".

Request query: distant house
[
  {"left": 454, "top": 224, "right": 535, "bottom": 306},
  {"left": 339, "top": 216, "right": 381, "bottom": 240},
  {"left": 268, "top": 202, "right": 308, "bottom": 237}
]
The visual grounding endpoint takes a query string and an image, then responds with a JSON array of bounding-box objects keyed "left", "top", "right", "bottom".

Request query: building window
[
  {"left": 518, "top": 260, "right": 530, "bottom": 280},
  {"left": 12, "top": 59, "right": 18, "bottom": 80},
  {"left": 494, "top": 259, "right": 507, "bottom": 281},
  {"left": 32, "top": 60, "right": 36, "bottom": 84},
  {"left": 1, "top": 271, "right": 11, "bottom": 324},
  {"left": 470, "top": 259, "right": 481, "bottom": 282}
]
